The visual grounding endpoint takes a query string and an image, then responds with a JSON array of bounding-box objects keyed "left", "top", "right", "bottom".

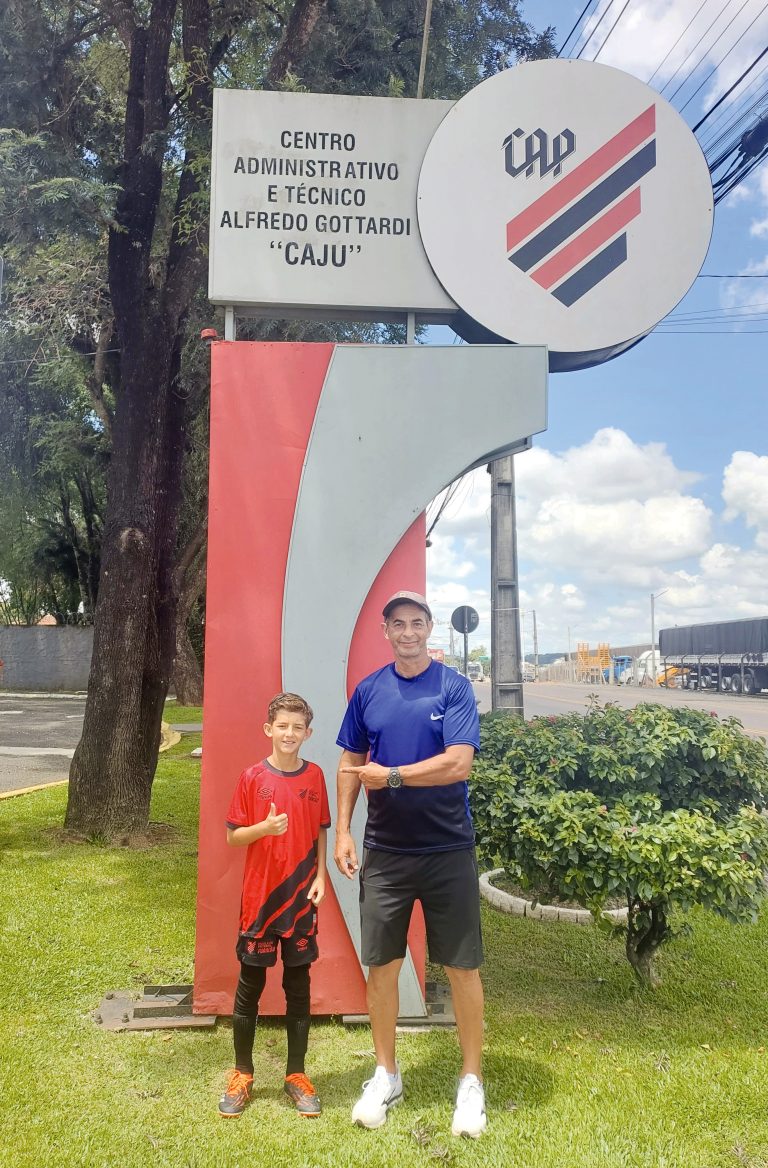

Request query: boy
[{"left": 219, "top": 692, "right": 330, "bottom": 1119}]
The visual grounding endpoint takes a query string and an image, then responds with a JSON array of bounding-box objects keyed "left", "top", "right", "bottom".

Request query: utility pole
[
  {"left": 490, "top": 454, "right": 523, "bottom": 715},
  {"left": 532, "top": 608, "right": 539, "bottom": 680},
  {"left": 650, "top": 588, "right": 668, "bottom": 684}
]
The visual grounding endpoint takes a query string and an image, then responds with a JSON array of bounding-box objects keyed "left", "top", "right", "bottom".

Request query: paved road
[
  {"left": 3, "top": 680, "right": 766, "bottom": 797},
  {"left": 473, "top": 680, "right": 768, "bottom": 738},
  {"left": 0, "top": 694, "right": 85, "bottom": 794}
]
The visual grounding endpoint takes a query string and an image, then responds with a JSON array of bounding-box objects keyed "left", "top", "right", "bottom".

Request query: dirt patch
[{"left": 52, "top": 821, "right": 178, "bottom": 849}]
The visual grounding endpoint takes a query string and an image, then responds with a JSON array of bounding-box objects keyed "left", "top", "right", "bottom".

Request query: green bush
[{"left": 470, "top": 700, "right": 768, "bottom": 986}]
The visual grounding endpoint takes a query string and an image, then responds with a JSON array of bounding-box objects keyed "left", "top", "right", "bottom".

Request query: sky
[{"left": 425, "top": 0, "right": 768, "bottom": 660}]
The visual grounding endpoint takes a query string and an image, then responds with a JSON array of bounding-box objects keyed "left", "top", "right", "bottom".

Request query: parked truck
[{"left": 658, "top": 617, "right": 768, "bottom": 695}]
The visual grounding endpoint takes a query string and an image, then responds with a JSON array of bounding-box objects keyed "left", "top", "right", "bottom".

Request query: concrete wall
[{"left": 0, "top": 627, "right": 93, "bottom": 691}]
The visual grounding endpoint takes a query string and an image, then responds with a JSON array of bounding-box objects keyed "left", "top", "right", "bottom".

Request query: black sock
[
  {"left": 232, "top": 962, "right": 266, "bottom": 1075},
  {"left": 233, "top": 1013, "right": 257, "bottom": 1075},
  {"left": 285, "top": 1016, "right": 310, "bottom": 1076}
]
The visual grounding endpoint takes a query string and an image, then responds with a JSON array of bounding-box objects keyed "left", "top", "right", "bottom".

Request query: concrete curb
[
  {"left": 0, "top": 779, "right": 69, "bottom": 800},
  {"left": 479, "top": 868, "right": 627, "bottom": 926},
  {"left": 0, "top": 691, "right": 86, "bottom": 700},
  {"left": 159, "top": 722, "right": 182, "bottom": 753}
]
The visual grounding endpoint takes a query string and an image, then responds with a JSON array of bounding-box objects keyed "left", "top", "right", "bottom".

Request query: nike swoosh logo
[{"left": 430, "top": 713, "right": 444, "bottom": 720}]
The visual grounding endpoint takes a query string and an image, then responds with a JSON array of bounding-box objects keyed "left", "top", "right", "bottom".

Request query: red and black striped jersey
[{"left": 226, "top": 759, "right": 331, "bottom": 947}]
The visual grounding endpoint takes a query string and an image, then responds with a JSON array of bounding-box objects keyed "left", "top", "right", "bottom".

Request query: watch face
[{"left": 388, "top": 768, "right": 402, "bottom": 788}]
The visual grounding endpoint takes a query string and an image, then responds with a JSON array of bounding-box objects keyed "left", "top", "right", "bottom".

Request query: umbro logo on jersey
[
  {"left": 257, "top": 786, "right": 274, "bottom": 800},
  {"left": 430, "top": 713, "right": 444, "bottom": 720}
]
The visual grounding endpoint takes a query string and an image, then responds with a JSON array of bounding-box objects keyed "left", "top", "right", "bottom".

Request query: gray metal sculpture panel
[{"left": 282, "top": 344, "right": 547, "bottom": 1014}]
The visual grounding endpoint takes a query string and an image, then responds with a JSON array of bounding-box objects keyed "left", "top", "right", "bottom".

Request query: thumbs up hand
[{"left": 264, "top": 802, "right": 289, "bottom": 836}]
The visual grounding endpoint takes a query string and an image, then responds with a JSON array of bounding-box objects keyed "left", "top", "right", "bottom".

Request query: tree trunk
[
  {"left": 64, "top": 0, "right": 328, "bottom": 840},
  {"left": 65, "top": 324, "right": 186, "bottom": 838},
  {"left": 172, "top": 525, "right": 206, "bottom": 706},
  {"left": 266, "top": 0, "right": 328, "bottom": 87},
  {"left": 64, "top": 5, "right": 182, "bottom": 840},
  {"left": 173, "top": 622, "right": 203, "bottom": 706},
  {"left": 625, "top": 903, "right": 668, "bottom": 988}
]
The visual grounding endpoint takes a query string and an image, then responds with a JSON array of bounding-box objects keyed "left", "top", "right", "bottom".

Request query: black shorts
[
  {"left": 360, "top": 847, "right": 483, "bottom": 970},
  {"left": 237, "top": 924, "right": 318, "bottom": 968}
]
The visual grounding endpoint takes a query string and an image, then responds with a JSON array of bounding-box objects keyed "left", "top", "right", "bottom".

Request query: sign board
[
  {"left": 209, "top": 63, "right": 713, "bottom": 370},
  {"left": 451, "top": 605, "right": 479, "bottom": 635},
  {"left": 418, "top": 60, "right": 713, "bottom": 369},
  {"left": 209, "top": 89, "right": 455, "bottom": 319}
]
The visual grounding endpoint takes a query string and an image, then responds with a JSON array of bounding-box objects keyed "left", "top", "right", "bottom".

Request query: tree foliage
[
  {"left": 470, "top": 701, "right": 768, "bottom": 986},
  {"left": 0, "top": 0, "right": 556, "bottom": 838}
]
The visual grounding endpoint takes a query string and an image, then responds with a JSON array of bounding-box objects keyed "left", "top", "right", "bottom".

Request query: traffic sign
[{"left": 451, "top": 605, "right": 479, "bottom": 634}]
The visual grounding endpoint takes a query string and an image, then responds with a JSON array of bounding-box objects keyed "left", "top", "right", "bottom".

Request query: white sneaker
[
  {"left": 351, "top": 1065, "right": 403, "bottom": 1129},
  {"left": 452, "top": 1074, "right": 487, "bottom": 1138}
]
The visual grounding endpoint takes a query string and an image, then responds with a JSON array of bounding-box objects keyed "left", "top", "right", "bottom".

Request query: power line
[
  {"left": 714, "top": 147, "right": 768, "bottom": 200},
  {"left": 659, "top": 0, "right": 743, "bottom": 100},
  {"left": 647, "top": 0, "right": 710, "bottom": 86},
  {"left": 699, "top": 58, "right": 768, "bottom": 144},
  {"left": 592, "top": 0, "right": 632, "bottom": 61},
  {"left": 653, "top": 327, "right": 768, "bottom": 331},
  {"left": 699, "top": 68, "right": 768, "bottom": 156},
  {"left": 679, "top": 1, "right": 768, "bottom": 112},
  {"left": 666, "top": 0, "right": 754, "bottom": 104},
  {"left": 557, "top": 0, "right": 599, "bottom": 56},
  {"left": 665, "top": 300, "right": 768, "bottom": 317},
  {"left": 576, "top": 0, "right": 619, "bottom": 59},
  {"left": 708, "top": 107, "right": 768, "bottom": 177},
  {"left": 693, "top": 41, "right": 768, "bottom": 130},
  {"left": 426, "top": 475, "right": 467, "bottom": 541},
  {"left": 0, "top": 348, "right": 120, "bottom": 366},
  {"left": 662, "top": 314, "right": 768, "bottom": 324}
]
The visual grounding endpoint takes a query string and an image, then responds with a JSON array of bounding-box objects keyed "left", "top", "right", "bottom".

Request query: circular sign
[
  {"left": 417, "top": 60, "right": 713, "bottom": 370},
  {"left": 451, "top": 605, "right": 479, "bottom": 635}
]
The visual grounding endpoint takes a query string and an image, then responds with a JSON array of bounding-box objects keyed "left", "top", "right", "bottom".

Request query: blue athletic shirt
[{"left": 336, "top": 659, "right": 480, "bottom": 854}]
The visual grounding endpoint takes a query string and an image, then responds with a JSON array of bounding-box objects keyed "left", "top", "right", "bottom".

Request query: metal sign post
[{"left": 451, "top": 605, "right": 479, "bottom": 677}]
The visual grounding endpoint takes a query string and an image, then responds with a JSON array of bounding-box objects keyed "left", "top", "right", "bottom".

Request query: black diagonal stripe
[
  {"left": 264, "top": 886, "right": 315, "bottom": 938},
  {"left": 551, "top": 234, "right": 628, "bottom": 306},
  {"left": 243, "top": 845, "right": 316, "bottom": 938},
  {"left": 509, "top": 141, "right": 656, "bottom": 272}
]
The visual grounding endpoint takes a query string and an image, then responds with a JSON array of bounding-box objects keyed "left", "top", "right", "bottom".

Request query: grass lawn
[
  {"left": 163, "top": 700, "right": 203, "bottom": 724},
  {"left": 2, "top": 742, "right": 768, "bottom": 1167}
]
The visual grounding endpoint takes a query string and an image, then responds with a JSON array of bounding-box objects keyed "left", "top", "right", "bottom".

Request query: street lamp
[
  {"left": 650, "top": 589, "right": 668, "bottom": 684},
  {"left": 567, "top": 624, "right": 579, "bottom": 683}
]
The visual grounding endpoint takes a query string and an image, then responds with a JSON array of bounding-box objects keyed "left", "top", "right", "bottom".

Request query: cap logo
[
  {"left": 504, "top": 127, "right": 576, "bottom": 180},
  {"left": 417, "top": 61, "right": 712, "bottom": 362},
  {"left": 505, "top": 106, "right": 656, "bottom": 307}
]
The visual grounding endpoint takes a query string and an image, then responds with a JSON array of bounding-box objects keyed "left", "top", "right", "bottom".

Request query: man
[{"left": 334, "top": 591, "right": 486, "bottom": 1139}]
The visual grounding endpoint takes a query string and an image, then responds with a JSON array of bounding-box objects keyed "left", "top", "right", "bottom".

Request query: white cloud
[
  {"left": 427, "top": 532, "right": 476, "bottom": 580},
  {"left": 579, "top": 0, "right": 768, "bottom": 108},
  {"left": 722, "top": 450, "right": 768, "bottom": 530},
  {"left": 528, "top": 494, "right": 712, "bottom": 574},
  {"left": 427, "top": 428, "right": 768, "bottom": 653}
]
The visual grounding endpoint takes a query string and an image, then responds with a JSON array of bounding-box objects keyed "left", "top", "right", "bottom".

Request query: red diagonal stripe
[
  {"left": 531, "top": 187, "right": 642, "bottom": 290},
  {"left": 255, "top": 870, "right": 315, "bottom": 937},
  {"left": 506, "top": 105, "right": 655, "bottom": 252}
]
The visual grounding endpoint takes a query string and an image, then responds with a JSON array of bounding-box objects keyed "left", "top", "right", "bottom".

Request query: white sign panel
[
  {"left": 209, "top": 89, "right": 456, "bottom": 317},
  {"left": 417, "top": 60, "right": 713, "bottom": 363}
]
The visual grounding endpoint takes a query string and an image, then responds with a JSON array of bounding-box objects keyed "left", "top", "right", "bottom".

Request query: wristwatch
[{"left": 387, "top": 767, "right": 403, "bottom": 789}]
